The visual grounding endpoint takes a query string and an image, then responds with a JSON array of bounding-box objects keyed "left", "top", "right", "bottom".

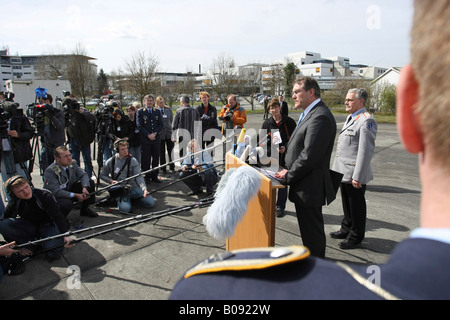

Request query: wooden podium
[{"left": 225, "top": 152, "right": 284, "bottom": 251}]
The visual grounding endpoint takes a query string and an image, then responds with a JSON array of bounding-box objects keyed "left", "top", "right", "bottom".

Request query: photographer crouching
[
  {"left": 43, "top": 146, "right": 97, "bottom": 229},
  {"left": 0, "top": 175, "right": 74, "bottom": 263}
]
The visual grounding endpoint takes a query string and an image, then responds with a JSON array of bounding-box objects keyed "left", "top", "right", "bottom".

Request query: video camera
[
  {"left": 25, "top": 87, "right": 51, "bottom": 136},
  {"left": 0, "top": 101, "right": 17, "bottom": 139},
  {"left": 224, "top": 108, "right": 234, "bottom": 121},
  {"left": 3, "top": 92, "right": 15, "bottom": 102}
]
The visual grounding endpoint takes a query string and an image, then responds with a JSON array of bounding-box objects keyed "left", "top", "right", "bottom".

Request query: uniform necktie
[{"left": 346, "top": 115, "right": 352, "bottom": 125}]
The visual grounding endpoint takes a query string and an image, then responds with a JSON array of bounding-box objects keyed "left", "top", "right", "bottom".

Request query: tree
[
  {"left": 283, "top": 62, "right": 296, "bottom": 95},
  {"left": 207, "top": 54, "right": 240, "bottom": 104},
  {"left": 66, "top": 43, "right": 97, "bottom": 105},
  {"left": 372, "top": 82, "right": 397, "bottom": 113},
  {"left": 96, "top": 69, "right": 109, "bottom": 95},
  {"left": 123, "top": 51, "right": 160, "bottom": 106}
]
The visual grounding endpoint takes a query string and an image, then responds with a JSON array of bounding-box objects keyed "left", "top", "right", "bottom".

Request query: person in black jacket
[
  {"left": 126, "top": 104, "right": 141, "bottom": 163},
  {"left": 38, "top": 93, "right": 66, "bottom": 171},
  {"left": 111, "top": 108, "right": 133, "bottom": 147},
  {"left": 65, "top": 98, "right": 96, "bottom": 178},
  {"left": 196, "top": 92, "right": 218, "bottom": 156},
  {"left": 261, "top": 98, "right": 296, "bottom": 217},
  {"left": 0, "top": 175, "right": 74, "bottom": 262},
  {"left": 0, "top": 102, "right": 34, "bottom": 202}
]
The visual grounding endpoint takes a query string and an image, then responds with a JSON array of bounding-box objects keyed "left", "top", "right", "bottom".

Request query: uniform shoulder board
[
  {"left": 184, "top": 245, "right": 309, "bottom": 279},
  {"left": 363, "top": 111, "right": 374, "bottom": 119}
]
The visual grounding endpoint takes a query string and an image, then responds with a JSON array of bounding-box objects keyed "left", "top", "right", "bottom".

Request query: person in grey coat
[
  {"left": 331, "top": 88, "right": 377, "bottom": 249},
  {"left": 172, "top": 96, "right": 201, "bottom": 158},
  {"left": 100, "top": 139, "right": 155, "bottom": 214},
  {"left": 43, "top": 146, "right": 97, "bottom": 227}
]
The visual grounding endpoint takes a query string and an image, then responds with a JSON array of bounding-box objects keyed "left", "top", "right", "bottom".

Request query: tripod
[{"left": 95, "top": 111, "right": 112, "bottom": 190}]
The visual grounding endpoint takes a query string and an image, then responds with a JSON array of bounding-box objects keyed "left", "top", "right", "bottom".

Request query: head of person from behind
[
  {"left": 345, "top": 88, "right": 367, "bottom": 114},
  {"left": 54, "top": 146, "right": 73, "bottom": 167},
  {"left": 397, "top": 0, "right": 450, "bottom": 229},
  {"left": 291, "top": 76, "right": 321, "bottom": 110},
  {"left": 6, "top": 175, "right": 32, "bottom": 200}
]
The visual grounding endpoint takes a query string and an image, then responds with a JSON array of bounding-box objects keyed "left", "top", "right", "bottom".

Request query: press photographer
[
  {"left": 64, "top": 97, "right": 96, "bottom": 178},
  {"left": 0, "top": 100, "right": 34, "bottom": 201},
  {"left": 26, "top": 90, "right": 66, "bottom": 172},
  {"left": 94, "top": 101, "right": 115, "bottom": 165}
]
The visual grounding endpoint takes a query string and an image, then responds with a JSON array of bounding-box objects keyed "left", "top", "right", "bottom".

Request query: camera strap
[{"left": 112, "top": 156, "right": 132, "bottom": 181}]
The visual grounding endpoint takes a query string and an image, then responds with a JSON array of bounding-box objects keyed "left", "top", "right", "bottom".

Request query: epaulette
[
  {"left": 363, "top": 111, "right": 374, "bottom": 119},
  {"left": 184, "top": 245, "right": 309, "bottom": 279}
]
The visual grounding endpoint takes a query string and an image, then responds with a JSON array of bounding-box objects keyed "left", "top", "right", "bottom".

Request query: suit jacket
[
  {"left": 43, "top": 160, "right": 91, "bottom": 199},
  {"left": 284, "top": 100, "right": 337, "bottom": 207},
  {"left": 332, "top": 110, "right": 377, "bottom": 184},
  {"left": 169, "top": 238, "right": 450, "bottom": 300}
]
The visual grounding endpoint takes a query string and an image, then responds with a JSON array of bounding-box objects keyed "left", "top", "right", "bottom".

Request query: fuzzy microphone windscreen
[{"left": 203, "top": 166, "right": 262, "bottom": 240}]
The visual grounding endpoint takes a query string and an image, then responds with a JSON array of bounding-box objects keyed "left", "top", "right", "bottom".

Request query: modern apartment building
[{"left": 0, "top": 50, "right": 97, "bottom": 91}]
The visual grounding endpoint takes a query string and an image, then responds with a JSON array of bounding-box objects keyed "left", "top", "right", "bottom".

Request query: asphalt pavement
[{"left": 0, "top": 111, "right": 421, "bottom": 300}]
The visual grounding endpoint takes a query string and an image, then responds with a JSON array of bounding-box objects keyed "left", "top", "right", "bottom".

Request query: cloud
[{"left": 97, "top": 20, "right": 155, "bottom": 41}]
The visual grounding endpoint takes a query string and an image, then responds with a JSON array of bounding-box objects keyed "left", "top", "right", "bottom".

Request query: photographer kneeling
[
  {"left": 43, "top": 146, "right": 97, "bottom": 228},
  {"left": 180, "top": 139, "right": 218, "bottom": 197},
  {"left": 0, "top": 176, "right": 74, "bottom": 262},
  {"left": 100, "top": 139, "right": 155, "bottom": 214}
]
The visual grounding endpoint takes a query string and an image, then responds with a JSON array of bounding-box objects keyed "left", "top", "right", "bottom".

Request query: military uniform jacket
[
  {"left": 43, "top": 160, "right": 91, "bottom": 199},
  {"left": 332, "top": 109, "right": 377, "bottom": 184},
  {"left": 170, "top": 238, "right": 450, "bottom": 300},
  {"left": 136, "top": 107, "right": 163, "bottom": 145}
]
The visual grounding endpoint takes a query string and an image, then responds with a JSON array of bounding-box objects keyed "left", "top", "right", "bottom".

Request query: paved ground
[{"left": 0, "top": 111, "right": 421, "bottom": 300}]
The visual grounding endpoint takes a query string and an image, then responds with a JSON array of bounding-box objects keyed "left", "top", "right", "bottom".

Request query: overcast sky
[{"left": 2, "top": 0, "right": 414, "bottom": 74}]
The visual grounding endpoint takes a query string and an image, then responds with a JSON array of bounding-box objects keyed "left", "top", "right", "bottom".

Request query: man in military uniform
[
  {"left": 136, "top": 94, "right": 163, "bottom": 183},
  {"left": 43, "top": 146, "right": 97, "bottom": 228},
  {"left": 330, "top": 88, "right": 377, "bottom": 249},
  {"left": 169, "top": 0, "right": 450, "bottom": 299}
]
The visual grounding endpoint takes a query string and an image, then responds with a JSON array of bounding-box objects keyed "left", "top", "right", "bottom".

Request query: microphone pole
[
  {"left": 14, "top": 197, "right": 214, "bottom": 251},
  {"left": 89, "top": 129, "right": 237, "bottom": 198},
  {"left": 149, "top": 162, "right": 224, "bottom": 195}
]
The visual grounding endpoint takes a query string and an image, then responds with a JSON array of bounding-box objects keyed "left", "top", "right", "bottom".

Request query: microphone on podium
[{"left": 203, "top": 166, "right": 262, "bottom": 241}]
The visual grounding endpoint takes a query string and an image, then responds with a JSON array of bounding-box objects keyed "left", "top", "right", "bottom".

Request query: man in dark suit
[
  {"left": 170, "top": 0, "right": 450, "bottom": 300},
  {"left": 275, "top": 76, "right": 336, "bottom": 258}
]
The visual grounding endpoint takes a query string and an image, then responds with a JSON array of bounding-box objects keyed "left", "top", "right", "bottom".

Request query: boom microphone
[{"left": 203, "top": 166, "right": 261, "bottom": 241}]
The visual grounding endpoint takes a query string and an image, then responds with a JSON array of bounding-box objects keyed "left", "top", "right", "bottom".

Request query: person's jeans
[
  {"left": 69, "top": 138, "right": 93, "bottom": 178},
  {"left": 115, "top": 187, "right": 155, "bottom": 213},
  {"left": 0, "top": 218, "right": 64, "bottom": 257}
]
